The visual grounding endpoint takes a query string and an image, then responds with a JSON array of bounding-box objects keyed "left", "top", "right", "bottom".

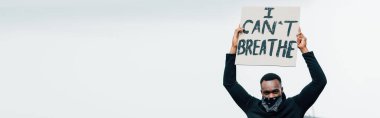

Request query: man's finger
[{"left": 298, "top": 27, "right": 301, "bottom": 33}]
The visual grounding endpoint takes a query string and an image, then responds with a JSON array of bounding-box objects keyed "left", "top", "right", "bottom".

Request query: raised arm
[
  {"left": 293, "top": 28, "right": 327, "bottom": 111},
  {"left": 223, "top": 25, "right": 258, "bottom": 112}
]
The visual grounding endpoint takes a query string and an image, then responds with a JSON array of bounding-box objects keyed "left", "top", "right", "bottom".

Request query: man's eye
[{"left": 263, "top": 89, "right": 280, "bottom": 95}]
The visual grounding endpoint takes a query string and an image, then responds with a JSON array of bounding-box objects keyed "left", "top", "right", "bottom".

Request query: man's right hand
[{"left": 230, "top": 25, "right": 243, "bottom": 54}]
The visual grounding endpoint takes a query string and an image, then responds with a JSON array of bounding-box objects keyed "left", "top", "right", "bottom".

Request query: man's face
[{"left": 261, "top": 79, "right": 283, "bottom": 99}]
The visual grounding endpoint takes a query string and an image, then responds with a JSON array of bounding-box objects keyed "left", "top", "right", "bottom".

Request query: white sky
[{"left": 1, "top": 0, "right": 380, "bottom": 118}]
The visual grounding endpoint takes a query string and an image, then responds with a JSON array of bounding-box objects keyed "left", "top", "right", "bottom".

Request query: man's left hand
[{"left": 297, "top": 27, "right": 309, "bottom": 54}]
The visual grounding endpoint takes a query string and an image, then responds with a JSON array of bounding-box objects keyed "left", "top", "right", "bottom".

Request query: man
[{"left": 223, "top": 26, "right": 327, "bottom": 118}]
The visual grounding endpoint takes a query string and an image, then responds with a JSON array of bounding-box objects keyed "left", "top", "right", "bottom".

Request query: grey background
[{"left": 1, "top": 0, "right": 379, "bottom": 117}]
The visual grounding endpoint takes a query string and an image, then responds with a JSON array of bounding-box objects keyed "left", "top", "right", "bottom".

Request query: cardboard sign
[{"left": 236, "top": 7, "right": 300, "bottom": 67}]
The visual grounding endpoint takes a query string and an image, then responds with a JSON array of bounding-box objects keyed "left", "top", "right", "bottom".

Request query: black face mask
[
  {"left": 263, "top": 96, "right": 280, "bottom": 107},
  {"left": 261, "top": 96, "right": 282, "bottom": 112}
]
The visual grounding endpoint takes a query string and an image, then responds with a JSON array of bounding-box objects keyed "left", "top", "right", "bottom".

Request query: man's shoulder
[
  {"left": 283, "top": 96, "right": 298, "bottom": 105},
  {"left": 279, "top": 97, "right": 304, "bottom": 112}
]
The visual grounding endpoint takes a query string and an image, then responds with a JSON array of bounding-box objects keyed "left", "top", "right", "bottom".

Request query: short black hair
[{"left": 260, "top": 73, "right": 282, "bottom": 84}]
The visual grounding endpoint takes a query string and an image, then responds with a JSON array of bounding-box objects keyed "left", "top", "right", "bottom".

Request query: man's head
[{"left": 260, "top": 73, "right": 283, "bottom": 99}]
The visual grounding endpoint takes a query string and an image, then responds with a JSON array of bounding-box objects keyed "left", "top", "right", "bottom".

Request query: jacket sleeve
[
  {"left": 293, "top": 51, "right": 327, "bottom": 112},
  {"left": 223, "top": 54, "right": 259, "bottom": 112}
]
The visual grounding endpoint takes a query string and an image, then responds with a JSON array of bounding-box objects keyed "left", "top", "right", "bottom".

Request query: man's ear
[{"left": 281, "top": 87, "right": 283, "bottom": 91}]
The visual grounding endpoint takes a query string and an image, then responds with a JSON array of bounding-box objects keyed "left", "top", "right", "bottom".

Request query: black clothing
[{"left": 223, "top": 52, "right": 327, "bottom": 118}]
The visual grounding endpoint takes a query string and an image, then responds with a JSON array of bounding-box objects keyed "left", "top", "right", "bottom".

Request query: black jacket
[{"left": 223, "top": 52, "right": 327, "bottom": 118}]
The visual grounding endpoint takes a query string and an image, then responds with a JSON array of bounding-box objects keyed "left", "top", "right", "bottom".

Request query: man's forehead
[{"left": 261, "top": 80, "right": 282, "bottom": 90}]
